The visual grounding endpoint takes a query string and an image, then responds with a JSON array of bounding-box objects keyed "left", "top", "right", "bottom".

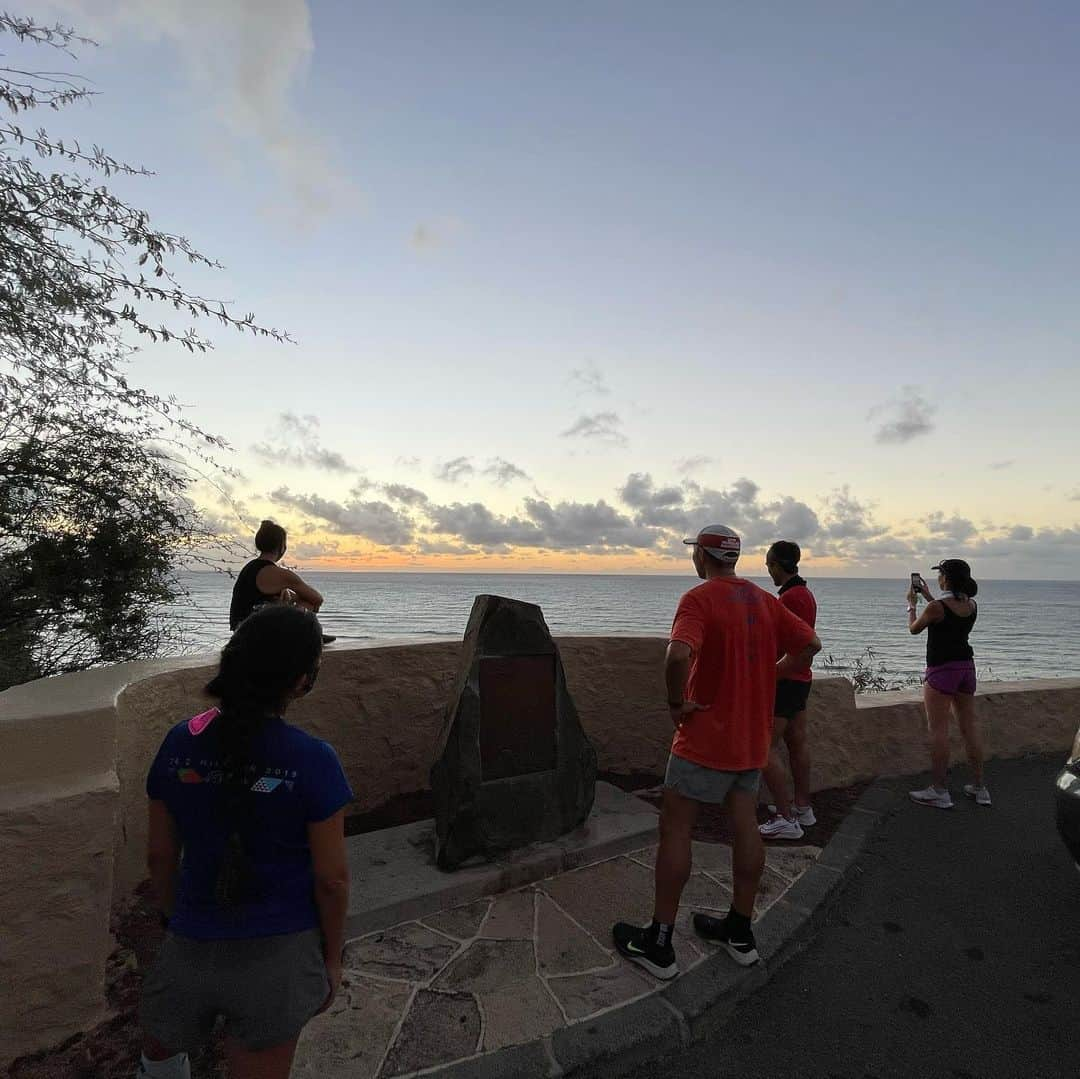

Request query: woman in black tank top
[
  {"left": 229, "top": 521, "right": 332, "bottom": 640},
  {"left": 904, "top": 559, "right": 990, "bottom": 810}
]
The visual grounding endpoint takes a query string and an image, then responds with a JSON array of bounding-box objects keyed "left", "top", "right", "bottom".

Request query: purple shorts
[{"left": 924, "top": 659, "right": 976, "bottom": 696}]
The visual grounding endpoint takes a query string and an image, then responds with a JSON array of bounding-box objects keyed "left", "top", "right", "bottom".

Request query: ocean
[{"left": 168, "top": 573, "right": 1080, "bottom": 686}]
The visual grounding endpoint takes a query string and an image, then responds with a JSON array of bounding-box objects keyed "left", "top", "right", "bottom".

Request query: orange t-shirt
[{"left": 669, "top": 576, "right": 817, "bottom": 772}]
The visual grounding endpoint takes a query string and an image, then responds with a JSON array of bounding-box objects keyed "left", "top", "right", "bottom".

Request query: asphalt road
[{"left": 617, "top": 754, "right": 1079, "bottom": 1079}]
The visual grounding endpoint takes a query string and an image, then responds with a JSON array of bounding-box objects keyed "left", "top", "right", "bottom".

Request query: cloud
[
  {"left": 434, "top": 457, "right": 476, "bottom": 484},
  {"left": 483, "top": 458, "right": 531, "bottom": 486},
  {"left": 1068, "top": 490, "right": 1080, "bottom": 502},
  {"left": 427, "top": 502, "right": 544, "bottom": 548},
  {"left": 395, "top": 456, "right": 421, "bottom": 471},
  {"left": 410, "top": 217, "right": 464, "bottom": 251},
  {"left": 988, "top": 460, "right": 1015, "bottom": 471},
  {"left": 683, "top": 479, "right": 820, "bottom": 548},
  {"left": 674, "top": 455, "right": 713, "bottom": 475},
  {"left": 818, "top": 486, "right": 882, "bottom": 543},
  {"left": 924, "top": 511, "right": 977, "bottom": 542},
  {"left": 269, "top": 486, "right": 414, "bottom": 545},
  {"left": 251, "top": 412, "right": 354, "bottom": 473},
  {"left": 425, "top": 495, "right": 660, "bottom": 552},
  {"left": 288, "top": 539, "right": 342, "bottom": 559},
  {"left": 568, "top": 364, "right": 609, "bottom": 396},
  {"left": 561, "top": 411, "right": 627, "bottom": 446},
  {"left": 381, "top": 483, "right": 429, "bottom": 506},
  {"left": 618, "top": 472, "right": 689, "bottom": 529},
  {"left": 870, "top": 387, "right": 936, "bottom": 444},
  {"left": 49, "top": 0, "right": 356, "bottom": 226},
  {"left": 1008, "top": 524, "right": 1034, "bottom": 541},
  {"left": 522, "top": 497, "right": 658, "bottom": 550}
]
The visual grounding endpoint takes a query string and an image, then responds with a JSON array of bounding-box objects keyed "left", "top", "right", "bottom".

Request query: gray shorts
[
  {"left": 664, "top": 754, "right": 761, "bottom": 804},
  {"left": 140, "top": 928, "right": 328, "bottom": 1051}
]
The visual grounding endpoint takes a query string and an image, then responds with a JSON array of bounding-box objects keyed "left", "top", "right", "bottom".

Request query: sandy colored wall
[{"left": 2, "top": 639, "right": 1079, "bottom": 1066}]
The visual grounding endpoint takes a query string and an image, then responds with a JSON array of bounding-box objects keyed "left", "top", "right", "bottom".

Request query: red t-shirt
[
  {"left": 669, "top": 576, "right": 817, "bottom": 772},
  {"left": 777, "top": 579, "right": 817, "bottom": 684}
]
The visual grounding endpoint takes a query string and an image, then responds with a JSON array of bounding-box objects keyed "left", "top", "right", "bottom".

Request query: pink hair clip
[{"left": 187, "top": 707, "right": 220, "bottom": 736}]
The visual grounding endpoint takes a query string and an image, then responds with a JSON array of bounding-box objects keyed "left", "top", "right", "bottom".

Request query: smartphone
[{"left": 910, "top": 572, "right": 924, "bottom": 591}]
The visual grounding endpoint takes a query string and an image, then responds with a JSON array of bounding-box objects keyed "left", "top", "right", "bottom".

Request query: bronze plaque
[{"left": 479, "top": 655, "right": 557, "bottom": 781}]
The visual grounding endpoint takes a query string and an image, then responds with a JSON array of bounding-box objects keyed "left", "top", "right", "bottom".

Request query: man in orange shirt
[
  {"left": 613, "top": 525, "right": 820, "bottom": 978},
  {"left": 759, "top": 540, "right": 819, "bottom": 840}
]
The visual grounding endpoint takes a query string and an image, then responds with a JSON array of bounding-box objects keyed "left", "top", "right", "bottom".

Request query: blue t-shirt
[{"left": 146, "top": 716, "right": 354, "bottom": 940}]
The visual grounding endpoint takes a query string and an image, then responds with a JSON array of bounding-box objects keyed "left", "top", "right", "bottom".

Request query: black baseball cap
[{"left": 930, "top": 558, "right": 971, "bottom": 578}]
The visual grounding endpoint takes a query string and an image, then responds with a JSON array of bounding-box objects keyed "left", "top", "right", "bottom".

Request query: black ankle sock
[
  {"left": 726, "top": 909, "right": 752, "bottom": 937},
  {"left": 649, "top": 920, "right": 674, "bottom": 949}
]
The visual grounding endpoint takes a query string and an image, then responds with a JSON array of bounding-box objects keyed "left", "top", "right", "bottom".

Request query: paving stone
[
  {"left": 764, "top": 844, "right": 821, "bottom": 882},
  {"left": 480, "top": 974, "right": 565, "bottom": 1050},
  {"left": 293, "top": 975, "right": 412, "bottom": 1079},
  {"left": 546, "top": 960, "right": 651, "bottom": 1021},
  {"left": 432, "top": 1041, "right": 553, "bottom": 1079},
  {"left": 432, "top": 939, "right": 535, "bottom": 994},
  {"left": 783, "top": 861, "right": 844, "bottom": 913},
  {"left": 480, "top": 889, "right": 535, "bottom": 940},
  {"left": 380, "top": 989, "right": 480, "bottom": 1077},
  {"left": 752, "top": 864, "right": 792, "bottom": 916},
  {"left": 628, "top": 840, "right": 731, "bottom": 874},
  {"left": 421, "top": 900, "right": 491, "bottom": 942},
  {"left": 551, "top": 994, "right": 682, "bottom": 1074},
  {"left": 536, "top": 892, "right": 611, "bottom": 976},
  {"left": 664, "top": 956, "right": 769, "bottom": 1039},
  {"left": 752, "top": 897, "right": 815, "bottom": 963},
  {"left": 539, "top": 856, "right": 653, "bottom": 944},
  {"left": 344, "top": 922, "right": 458, "bottom": 983}
]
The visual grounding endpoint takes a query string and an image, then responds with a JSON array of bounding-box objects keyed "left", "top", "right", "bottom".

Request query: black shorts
[{"left": 774, "top": 679, "right": 812, "bottom": 721}]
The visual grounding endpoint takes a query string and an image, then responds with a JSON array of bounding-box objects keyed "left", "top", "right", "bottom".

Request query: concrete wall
[{"left": 2, "top": 637, "right": 1078, "bottom": 1066}]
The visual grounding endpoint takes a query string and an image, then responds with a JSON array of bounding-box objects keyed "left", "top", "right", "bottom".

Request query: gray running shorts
[
  {"left": 664, "top": 754, "right": 761, "bottom": 804},
  {"left": 140, "top": 928, "right": 328, "bottom": 1051}
]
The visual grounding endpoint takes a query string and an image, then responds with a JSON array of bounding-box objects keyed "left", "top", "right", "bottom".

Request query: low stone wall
[{"left": 2, "top": 637, "right": 1078, "bottom": 1065}]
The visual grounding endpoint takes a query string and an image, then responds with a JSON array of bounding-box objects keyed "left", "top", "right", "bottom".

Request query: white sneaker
[
  {"left": 759, "top": 814, "right": 805, "bottom": 839},
  {"left": 766, "top": 803, "right": 816, "bottom": 827},
  {"left": 909, "top": 785, "right": 954, "bottom": 809},
  {"left": 963, "top": 784, "right": 992, "bottom": 806}
]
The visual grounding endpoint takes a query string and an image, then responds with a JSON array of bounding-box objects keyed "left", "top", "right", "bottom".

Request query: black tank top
[
  {"left": 926, "top": 601, "right": 977, "bottom": 666},
  {"left": 229, "top": 558, "right": 276, "bottom": 630}
]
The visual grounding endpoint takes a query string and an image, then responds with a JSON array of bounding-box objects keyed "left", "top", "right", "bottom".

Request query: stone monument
[{"left": 430, "top": 594, "right": 597, "bottom": 869}]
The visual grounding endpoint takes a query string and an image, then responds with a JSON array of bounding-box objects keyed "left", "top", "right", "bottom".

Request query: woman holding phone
[
  {"left": 137, "top": 605, "right": 352, "bottom": 1079},
  {"left": 905, "top": 559, "right": 989, "bottom": 810}
]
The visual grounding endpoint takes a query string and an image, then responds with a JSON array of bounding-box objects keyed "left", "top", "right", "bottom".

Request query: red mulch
[{"left": 12, "top": 776, "right": 871, "bottom": 1076}]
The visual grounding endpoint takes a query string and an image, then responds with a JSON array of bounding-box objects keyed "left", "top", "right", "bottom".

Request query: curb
[{"left": 406, "top": 779, "right": 905, "bottom": 1079}]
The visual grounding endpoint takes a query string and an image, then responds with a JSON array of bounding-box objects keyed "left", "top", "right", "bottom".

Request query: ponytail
[{"left": 204, "top": 605, "right": 323, "bottom": 907}]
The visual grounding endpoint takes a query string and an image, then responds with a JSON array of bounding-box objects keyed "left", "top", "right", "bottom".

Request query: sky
[{"left": 16, "top": 1, "right": 1080, "bottom": 576}]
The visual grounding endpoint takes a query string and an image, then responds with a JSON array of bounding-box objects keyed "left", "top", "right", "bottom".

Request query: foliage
[
  {"left": 822, "top": 647, "right": 921, "bottom": 694},
  {"left": 0, "top": 13, "right": 285, "bottom": 688}
]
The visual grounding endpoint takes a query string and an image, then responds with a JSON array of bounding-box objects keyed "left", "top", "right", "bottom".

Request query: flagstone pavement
[{"left": 292, "top": 842, "right": 822, "bottom": 1079}]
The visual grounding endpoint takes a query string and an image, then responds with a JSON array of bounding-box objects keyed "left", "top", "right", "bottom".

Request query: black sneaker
[
  {"left": 612, "top": 922, "right": 678, "bottom": 980},
  {"left": 692, "top": 912, "right": 759, "bottom": 966}
]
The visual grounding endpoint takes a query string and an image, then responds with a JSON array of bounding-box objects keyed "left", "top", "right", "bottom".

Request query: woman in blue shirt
[{"left": 138, "top": 605, "right": 353, "bottom": 1079}]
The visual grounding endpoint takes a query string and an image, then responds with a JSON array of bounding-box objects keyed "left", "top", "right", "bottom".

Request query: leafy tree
[{"left": 0, "top": 13, "right": 286, "bottom": 688}]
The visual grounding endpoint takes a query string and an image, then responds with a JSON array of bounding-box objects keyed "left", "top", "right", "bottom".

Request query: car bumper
[{"left": 1054, "top": 765, "right": 1080, "bottom": 866}]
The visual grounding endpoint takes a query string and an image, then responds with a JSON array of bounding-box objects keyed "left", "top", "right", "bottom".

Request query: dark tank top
[
  {"left": 926, "top": 601, "right": 977, "bottom": 666},
  {"left": 229, "top": 558, "right": 276, "bottom": 630}
]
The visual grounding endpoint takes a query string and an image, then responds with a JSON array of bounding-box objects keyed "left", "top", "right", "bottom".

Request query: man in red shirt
[
  {"left": 759, "top": 541, "right": 819, "bottom": 840},
  {"left": 613, "top": 525, "right": 820, "bottom": 978}
]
